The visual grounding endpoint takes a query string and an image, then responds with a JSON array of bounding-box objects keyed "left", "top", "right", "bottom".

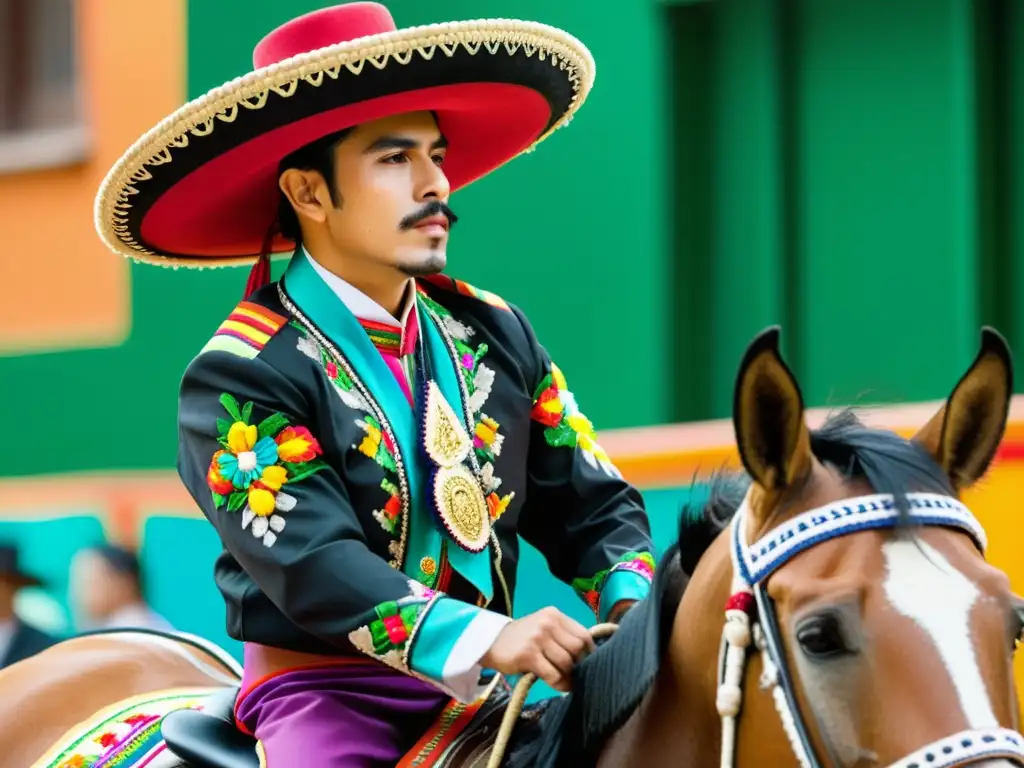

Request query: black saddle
[{"left": 161, "top": 687, "right": 260, "bottom": 768}]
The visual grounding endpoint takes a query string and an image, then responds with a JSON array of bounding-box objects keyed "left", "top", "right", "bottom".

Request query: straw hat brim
[{"left": 94, "top": 19, "right": 595, "bottom": 268}]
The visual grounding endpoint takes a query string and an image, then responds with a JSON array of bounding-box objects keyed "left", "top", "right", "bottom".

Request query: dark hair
[
  {"left": 87, "top": 545, "right": 146, "bottom": 594},
  {"left": 275, "top": 127, "right": 355, "bottom": 244}
]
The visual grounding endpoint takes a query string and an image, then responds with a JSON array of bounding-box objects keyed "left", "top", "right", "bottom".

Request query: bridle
[{"left": 715, "top": 491, "right": 1024, "bottom": 768}]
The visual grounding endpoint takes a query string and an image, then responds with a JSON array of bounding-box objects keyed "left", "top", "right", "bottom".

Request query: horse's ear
[
  {"left": 732, "top": 326, "right": 812, "bottom": 495},
  {"left": 913, "top": 327, "right": 1013, "bottom": 491}
]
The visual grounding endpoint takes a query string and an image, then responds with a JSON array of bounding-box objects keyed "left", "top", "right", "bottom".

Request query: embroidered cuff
[
  {"left": 347, "top": 589, "right": 439, "bottom": 676},
  {"left": 407, "top": 596, "right": 512, "bottom": 703},
  {"left": 598, "top": 569, "right": 652, "bottom": 623},
  {"left": 572, "top": 552, "right": 657, "bottom": 620}
]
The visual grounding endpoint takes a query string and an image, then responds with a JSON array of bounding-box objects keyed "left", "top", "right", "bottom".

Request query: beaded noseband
[{"left": 716, "top": 492, "right": 1024, "bottom": 768}]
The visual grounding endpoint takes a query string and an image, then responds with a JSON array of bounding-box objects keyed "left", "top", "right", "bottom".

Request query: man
[
  {"left": 0, "top": 542, "right": 57, "bottom": 670},
  {"left": 94, "top": 4, "right": 656, "bottom": 765},
  {"left": 69, "top": 545, "right": 173, "bottom": 632}
]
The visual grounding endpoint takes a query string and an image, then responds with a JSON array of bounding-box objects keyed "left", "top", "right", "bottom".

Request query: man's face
[
  {"left": 319, "top": 110, "right": 452, "bottom": 278},
  {"left": 69, "top": 550, "right": 116, "bottom": 623}
]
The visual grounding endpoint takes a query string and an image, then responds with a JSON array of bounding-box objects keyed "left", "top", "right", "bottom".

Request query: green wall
[
  {"left": 1, "top": 0, "right": 1022, "bottom": 461},
  {"left": 671, "top": 0, "right": 1024, "bottom": 419}
]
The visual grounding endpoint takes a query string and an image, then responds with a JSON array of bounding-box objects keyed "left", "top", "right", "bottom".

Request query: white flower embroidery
[
  {"left": 241, "top": 493, "right": 294, "bottom": 547},
  {"left": 467, "top": 364, "right": 495, "bottom": 413},
  {"left": 480, "top": 462, "right": 501, "bottom": 493},
  {"left": 296, "top": 335, "right": 373, "bottom": 413},
  {"left": 337, "top": 385, "right": 370, "bottom": 412},
  {"left": 443, "top": 315, "right": 474, "bottom": 341},
  {"left": 408, "top": 580, "right": 434, "bottom": 598},
  {"left": 296, "top": 335, "right": 319, "bottom": 361}
]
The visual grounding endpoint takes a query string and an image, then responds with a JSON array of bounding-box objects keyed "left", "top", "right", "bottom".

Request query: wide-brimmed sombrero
[{"left": 94, "top": 2, "right": 595, "bottom": 269}]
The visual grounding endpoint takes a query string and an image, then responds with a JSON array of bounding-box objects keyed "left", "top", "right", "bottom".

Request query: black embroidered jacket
[{"left": 176, "top": 270, "right": 655, "bottom": 701}]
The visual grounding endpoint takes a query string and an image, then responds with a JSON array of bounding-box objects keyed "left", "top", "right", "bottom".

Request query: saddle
[
  {"left": 161, "top": 684, "right": 512, "bottom": 768},
  {"left": 161, "top": 688, "right": 258, "bottom": 768}
]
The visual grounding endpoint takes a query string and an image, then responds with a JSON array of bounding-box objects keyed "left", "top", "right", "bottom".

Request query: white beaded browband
[{"left": 715, "top": 491, "right": 1024, "bottom": 768}]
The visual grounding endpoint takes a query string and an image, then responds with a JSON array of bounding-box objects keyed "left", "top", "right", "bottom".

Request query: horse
[
  {"left": 3, "top": 325, "right": 1023, "bottom": 768},
  {"left": 591, "top": 326, "right": 1024, "bottom": 767}
]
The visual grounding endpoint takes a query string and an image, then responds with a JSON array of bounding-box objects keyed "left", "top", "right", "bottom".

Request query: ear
[
  {"left": 732, "top": 326, "right": 813, "bottom": 494},
  {"left": 913, "top": 327, "right": 1013, "bottom": 491},
  {"left": 278, "top": 169, "right": 328, "bottom": 226}
]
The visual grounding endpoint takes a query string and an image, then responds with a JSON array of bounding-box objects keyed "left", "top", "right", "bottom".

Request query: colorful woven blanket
[{"left": 31, "top": 687, "right": 226, "bottom": 768}]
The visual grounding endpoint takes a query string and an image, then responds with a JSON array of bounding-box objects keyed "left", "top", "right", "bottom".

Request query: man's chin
[{"left": 398, "top": 253, "right": 447, "bottom": 278}]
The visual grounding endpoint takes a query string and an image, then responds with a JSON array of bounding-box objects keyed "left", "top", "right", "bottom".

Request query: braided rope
[{"left": 485, "top": 622, "right": 619, "bottom": 768}]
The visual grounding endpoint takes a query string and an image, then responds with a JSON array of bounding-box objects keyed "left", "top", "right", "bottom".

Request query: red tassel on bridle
[{"left": 243, "top": 222, "right": 279, "bottom": 299}]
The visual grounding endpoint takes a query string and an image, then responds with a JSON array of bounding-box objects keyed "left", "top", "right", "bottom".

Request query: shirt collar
[{"left": 302, "top": 247, "right": 419, "bottom": 355}]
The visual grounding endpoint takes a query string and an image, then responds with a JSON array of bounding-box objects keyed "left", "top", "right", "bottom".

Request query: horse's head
[{"left": 685, "top": 326, "right": 1024, "bottom": 768}]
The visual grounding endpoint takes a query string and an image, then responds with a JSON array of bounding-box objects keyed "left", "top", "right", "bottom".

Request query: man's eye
[
  {"left": 382, "top": 153, "right": 407, "bottom": 164},
  {"left": 432, "top": 154, "right": 446, "bottom": 166}
]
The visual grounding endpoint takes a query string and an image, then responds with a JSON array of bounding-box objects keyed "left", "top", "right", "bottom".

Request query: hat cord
[{"left": 244, "top": 220, "right": 280, "bottom": 299}]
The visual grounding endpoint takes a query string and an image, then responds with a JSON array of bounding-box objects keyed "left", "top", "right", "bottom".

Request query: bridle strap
[{"left": 716, "top": 491, "right": 1024, "bottom": 768}]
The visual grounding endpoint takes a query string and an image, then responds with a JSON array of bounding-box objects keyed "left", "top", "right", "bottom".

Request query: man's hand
[{"left": 481, "top": 607, "right": 596, "bottom": 692}]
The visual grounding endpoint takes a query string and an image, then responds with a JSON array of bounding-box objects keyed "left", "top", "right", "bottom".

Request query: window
[{"left": 0, "top": 0, "right": 88, "bottom": 173}]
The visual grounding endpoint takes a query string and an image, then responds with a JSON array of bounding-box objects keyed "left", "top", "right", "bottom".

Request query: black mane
[{"left": 675, "top": 408, "right": 954, "bottom": 575}]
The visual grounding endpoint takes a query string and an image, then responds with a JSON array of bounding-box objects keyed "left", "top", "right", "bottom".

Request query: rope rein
[{"left": 486, "top": 622, "right": 620, "bottom": 768}]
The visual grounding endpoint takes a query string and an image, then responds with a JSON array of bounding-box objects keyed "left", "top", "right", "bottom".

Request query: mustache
[{"left": 399, "top": 200, "right": 459, "bottom": 231}]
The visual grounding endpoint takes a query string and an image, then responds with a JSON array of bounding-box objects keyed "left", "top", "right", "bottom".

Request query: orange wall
[{"left": 0, "top": 0, "right": 184, "bottom": 355}]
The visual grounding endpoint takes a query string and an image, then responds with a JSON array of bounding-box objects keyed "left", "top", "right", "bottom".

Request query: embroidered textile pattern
[
  {"left": 206, "top": 393, "right": 327, "bottom": 546},
  {"left": 348, "top": 581, "right": 439, "bottom": 672},
  {"left": 297, "top": 331, "right": 409, "bottom": 541},
  {"left": 359, "top": 318, "right": 402, "bottom": 353},
  {"left": 396, "top": 696, "right": 485, "bottom": 768},
  {"left": 421, "top": 274, "right": 512, "bottom": 313},
  {"left": 571, "top": 551, "right": 656, "bottom": 615},
  {"left": 200, "top": 301, "right": 287, "bottom": 360},
  {"left": 34, "top": 688, "right": 216, "bottom": 768},
  {"left": 418, "top": 291, "right": 514, "bottom": 520},
  {"left": 283, "top": 288, "right": 413, "bottom": 569},
  {"left": 532, "top": 362, "right": 620, "bottom": 478}
]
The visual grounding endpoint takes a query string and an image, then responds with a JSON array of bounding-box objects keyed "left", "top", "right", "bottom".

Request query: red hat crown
[{"left": 252, "top": 2, "right": 397, "bottom": 69}]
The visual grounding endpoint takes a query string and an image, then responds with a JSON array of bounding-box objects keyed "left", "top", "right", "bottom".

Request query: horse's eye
[{"left": 796, "top": 613, "right": 848, "bottom": 659}]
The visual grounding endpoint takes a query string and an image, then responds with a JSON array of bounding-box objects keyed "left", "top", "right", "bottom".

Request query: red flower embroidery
[
  {"left": 383, "top": 614, "right": 409, "bottom": 645},
  {"left": 97, "top": 731, "right": 119, "bottom": 748},
  {"left": 275, "top": 426, "right": 323, "bottom": 463},
  {"left": 206, "top": 450, "right": 234, "bottom": 495},
  {"left": 530, "top": 387, "right": 563, "bottom": 427}
]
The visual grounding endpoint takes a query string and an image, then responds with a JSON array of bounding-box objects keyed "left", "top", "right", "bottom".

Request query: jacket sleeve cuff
[
  {"left": 598, "top": 569, "right": 652, "bottom": 623},
  {"left": 407, "top": 596, "right": 512, "bottom": 703},
  {"left": 573, "top": 551, "right": 656, "bottom": 621}
]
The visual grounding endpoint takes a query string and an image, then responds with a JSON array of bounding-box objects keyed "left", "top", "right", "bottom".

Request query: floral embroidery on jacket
[
  {"left": 571, "top": 551, "right": 656, "bottom": 614},
  {"left": 296, "top": 333, "right": 403, "bottom": 537},
  {"left": 419, "top": 291, "right": 514, "bottom": 517},
  {"left": 296, "top": 333, "right": 370, "bottom": 412},
  {"left": 348, "top": 581, "right": 439, "bottom": 672},
  {"left": 206, "top": 394, "right": 327, "bottom": 546},
  {"left": 531, "top": 362, "right": 621, "bottom": 478}
]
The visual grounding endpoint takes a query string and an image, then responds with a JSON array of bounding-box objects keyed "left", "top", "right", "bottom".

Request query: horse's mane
[{"left": 675, "top": 408, "right": 954, "bottom": 576}]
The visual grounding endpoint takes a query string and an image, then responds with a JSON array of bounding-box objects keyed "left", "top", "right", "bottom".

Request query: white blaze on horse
[{"left": 2, "top": 326, "right": 1022, "bottom": 768}]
